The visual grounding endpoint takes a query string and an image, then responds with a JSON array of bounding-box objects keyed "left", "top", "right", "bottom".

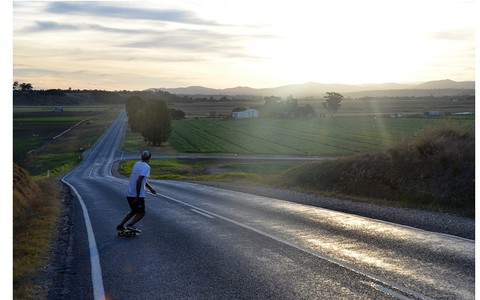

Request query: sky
[{"left": 9, "top": 0, "right": 477, "bottom": 91}]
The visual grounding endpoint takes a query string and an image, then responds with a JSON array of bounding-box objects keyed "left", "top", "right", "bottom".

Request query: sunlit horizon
[{"left": 11, "top": 0, "right": 476, "bottom": 91}]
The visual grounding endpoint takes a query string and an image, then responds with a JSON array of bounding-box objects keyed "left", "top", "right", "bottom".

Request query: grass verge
[
  {"left": 13, "top": 163, "right": 62, "bottom": 299},
  {"left": 118, "top": 158, "right": 301, "bottom": 183}
]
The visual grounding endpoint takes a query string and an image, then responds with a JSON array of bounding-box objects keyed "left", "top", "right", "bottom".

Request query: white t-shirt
[{"left": 125, "top": 161, "right": 151, "bottom": 197}]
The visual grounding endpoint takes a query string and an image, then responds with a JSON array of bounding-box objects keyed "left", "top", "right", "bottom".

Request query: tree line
[{"left": 232, "top": 92, "right": 344, "bottom": 118}]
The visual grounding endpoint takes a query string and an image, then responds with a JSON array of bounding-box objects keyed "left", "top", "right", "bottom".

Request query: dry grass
[{"left": 13, "top": 163, "right": 62, "bottom": 299}]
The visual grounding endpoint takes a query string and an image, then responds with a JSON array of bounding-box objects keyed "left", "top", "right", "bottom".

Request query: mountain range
[{"left": 153, "top": 79, "right": 475, "bottom": 98}]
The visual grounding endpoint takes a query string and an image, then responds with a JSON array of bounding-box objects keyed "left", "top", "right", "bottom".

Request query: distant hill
[
  {"left": 415, "top": 79, "right": 474, "bottom": 89},
  {"left": 153, "top": 79, "right": 475, "bottom": 98}
]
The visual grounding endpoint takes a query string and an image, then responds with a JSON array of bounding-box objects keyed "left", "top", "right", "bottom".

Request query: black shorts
[{"left": 127, "top": 197, "right": 145, "bottom": 214}]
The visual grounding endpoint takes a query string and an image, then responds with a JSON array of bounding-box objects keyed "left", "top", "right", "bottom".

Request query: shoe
[
  {"left": 126, "top": 224, "right": 141, "bottom": 233},
  {"left": 116, "top": 225, "right": 126, "bottom": 231}
]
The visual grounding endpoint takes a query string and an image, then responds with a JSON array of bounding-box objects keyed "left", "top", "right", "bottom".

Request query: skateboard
[{"left": 117, "top": 229, "right": 141, "bottom": 237}]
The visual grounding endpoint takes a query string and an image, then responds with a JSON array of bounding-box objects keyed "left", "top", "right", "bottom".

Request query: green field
[
  {"left": 13, "top": 106, "right": 121, "bottom": 176},
  {"left": 166, "top": 116, "right": 473, "bottom": 156},
  {"left": 14, "top": 110, "right": 100, "bottom": 160}
]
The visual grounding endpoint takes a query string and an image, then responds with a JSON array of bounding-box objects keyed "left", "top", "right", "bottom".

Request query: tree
[
  {"left": 170, "top": 108, "right": 186, "bottom": 120},
  {"left": 304, "top": 104, "right": 316, "bottom": 117},
  {"left": 125, "top": 96, "right": 146, "bottom": 132},
  {"left": 262, "top": 96, "right": 284, "bottom": 118},
  {"left": 285, "top": 95, "right": 298, "bottom": 117},
  {"left": 19, "top": 82, "right": 33, "bottom": 92},
  {"left": 296, "top": 104, "right": 316, "bottom": 117},
  {"left": 13, "top": 81, "right": 33, "bottom": 92},
  {"left": 136, "top": 100, "right": 172, "bottom": 146},
  {"left": 322, "top": 92, "right": 343, "bottom": 113}
]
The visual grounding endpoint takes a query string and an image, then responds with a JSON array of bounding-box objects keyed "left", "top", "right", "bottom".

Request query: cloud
[
  {"left": 119, "top": 27, "right": 273, "bottom": 60},
  {"left": 429, "top": 28, "right": 474, "bottom": 41},
  {"left": 46, "top": 2, "right": 218, "bottom": 26},
  {"left": 25, "top": 21, "right": 79, "bottom": 32}
]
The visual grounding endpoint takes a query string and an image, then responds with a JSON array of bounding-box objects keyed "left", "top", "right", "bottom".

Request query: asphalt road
[{"left": 61, "top": 111, "right": 474, "bottom": 299}]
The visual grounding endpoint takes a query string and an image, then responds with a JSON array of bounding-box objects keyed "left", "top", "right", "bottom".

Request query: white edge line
[
  {"left": 170, "top": 181, "right": 474, "bottom": 243},
  {"left": 62, "top": 178, "right": 105, "bottom": 300},
  {"left": 158, "top": 192, "right": 434, "bottom": 300},
  {"left": 191, "top": 209, "right": 215, "bottom": 219},
  {"left": 370, "top": 283, "right": 416, "bottom": 300}
]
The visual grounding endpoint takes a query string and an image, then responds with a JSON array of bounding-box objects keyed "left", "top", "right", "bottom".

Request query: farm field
[
  {"left": 13, "top": 105, "right": 121, "bottom": 175},
  {"left": 166, "top": 116, "right": 474, "bottom": 156},
  {"left": 14, "top": 111, "right": 94, "bottom": 159}
]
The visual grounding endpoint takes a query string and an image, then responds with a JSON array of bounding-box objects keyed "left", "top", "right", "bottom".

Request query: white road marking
[
  {"left": 88, "top": 168, "right": 95, "bottom": 178},
  {"left": 62, "top": 178, "right": 105, "bottom": 300},
  {"left": 158, "top": 192, "right": 434, "bottom": 300},
  {"left": 367, "top": 282, "right": 416, "bottom": 300},
  {"left": 191, "top": 209, "right": 215, "bottom": 219}
]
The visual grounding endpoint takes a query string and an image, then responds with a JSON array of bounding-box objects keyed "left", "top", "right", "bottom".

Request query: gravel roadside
[{"left": 195, "top": 181, "right": 475, "bottom": 240}]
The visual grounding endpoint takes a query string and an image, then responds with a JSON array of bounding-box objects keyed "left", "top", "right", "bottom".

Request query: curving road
[{"left": 61, "top": 111, "right": 474, "bottom": 299}]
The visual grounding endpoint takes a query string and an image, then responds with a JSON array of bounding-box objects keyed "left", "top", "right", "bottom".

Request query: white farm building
[{"left": 232, "top": 108, "right": 259, "bottom": 119}]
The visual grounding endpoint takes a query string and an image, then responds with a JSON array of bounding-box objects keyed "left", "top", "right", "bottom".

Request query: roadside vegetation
[
  {"left": 279, "top": 121, "right": 475, "bottom": 216},
  {"left": 13, "top": 163, "right": 61, "bottom": 299},
  {"left": 119, "top": 158, "right": 303, "bottom": 183}
]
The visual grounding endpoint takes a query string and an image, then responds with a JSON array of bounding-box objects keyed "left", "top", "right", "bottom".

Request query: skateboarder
[{"left": 116, "top": 150, "right": 156, "bottom": 233}]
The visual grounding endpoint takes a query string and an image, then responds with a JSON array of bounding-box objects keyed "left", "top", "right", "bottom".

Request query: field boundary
[{"left": 53, "top": 117, "right": 94, "bottom": 140}]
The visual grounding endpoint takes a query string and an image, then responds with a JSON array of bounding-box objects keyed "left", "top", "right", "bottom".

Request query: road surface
[{"left": 61, "top": 111, "right": 474, "bottom": 299}]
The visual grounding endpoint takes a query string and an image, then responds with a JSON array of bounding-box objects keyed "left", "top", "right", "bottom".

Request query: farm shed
[{"left": 232, "top": 108, "right": 259, "bottom": 119}]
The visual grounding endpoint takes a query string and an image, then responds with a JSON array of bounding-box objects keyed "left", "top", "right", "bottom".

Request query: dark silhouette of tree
[
  {"left": 125, "top": 96, "right": 146, "bottom": 132},
  {"left": 305, "top": 104, "right": 315, "bottom": 116},
  {"left": 170, "top": 108, "right": 186, "bottom": 120},
  {"left": 13, "top": 81, "right": 33, "bottom": 92},
  {"left": 20, "top": 82, "right": 33, "bottom": 91},
  {"left": 322, "top": 92, "right": 343, "bottom": 113},
  {"left": 296, "top": 104, "right": 316, "bottom": 117},
  {"left": 136, "top": 100, "right": 172, "bottom": 146}
]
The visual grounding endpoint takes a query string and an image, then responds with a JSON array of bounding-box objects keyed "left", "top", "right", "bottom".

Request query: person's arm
[{"left": 146, "top": 182, "right": 156, "bottom": 194}]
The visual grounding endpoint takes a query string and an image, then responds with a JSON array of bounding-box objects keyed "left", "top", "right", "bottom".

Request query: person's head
[{"left": 141, "top": 150, "right": 152, "bottom": 162}]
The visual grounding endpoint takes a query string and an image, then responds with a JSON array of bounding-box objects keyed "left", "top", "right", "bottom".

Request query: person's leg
[
  {"left": 118, "top": 211, "right": 135, "bottom": 228},
  {"left": 127, "top": 213, "right": 144, "bottom": 226},
  {"left": 117, "top": 197, "right": 137, "bottom": 229},
  {"left": 126, "top": 198, "right": 145, "bottom": 231}
]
